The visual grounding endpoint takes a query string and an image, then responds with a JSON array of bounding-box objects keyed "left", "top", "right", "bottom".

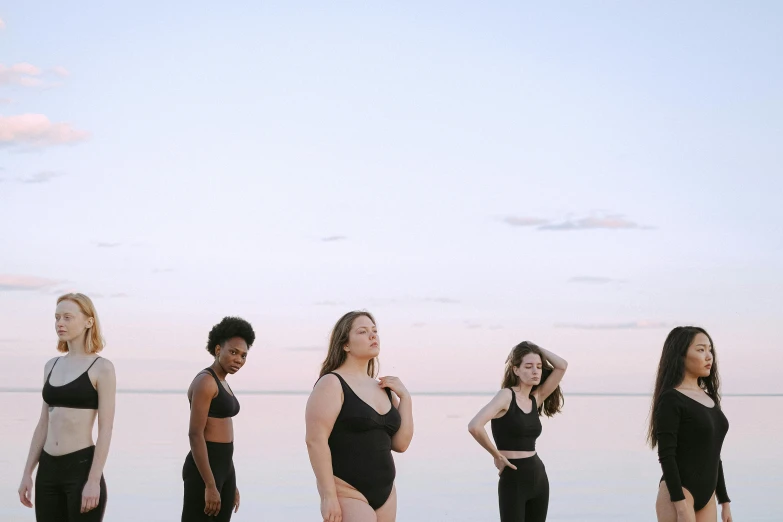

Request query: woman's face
[
  {"left": 215, "top": 337, "right": 249, "bottom": 375},
  {"left": 55, "top": 300, "right": 92, "bottom": 344},
  {"left": 345, "top": 315, "right": 379, "bottom": 360},
  {"left": 684, "top": 332, "right": 713, "bottom": 379},
  {"left": 514, "top": 353, "right": 542, "bottom": 386}
]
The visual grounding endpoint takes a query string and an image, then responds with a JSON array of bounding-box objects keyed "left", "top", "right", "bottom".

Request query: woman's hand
[
  {"left": 674, "top": 502, "right": 696, "bottom": 522},
  {"left": 18, "top": 474, "right": 33, "bottom": 508},
  {"left": 721, "top": 502, "right": 732, "bottom": 522},
  {"left": 204, "top": 485, "right": 221, "bottom": 516},
  {"left": 320, "top": 494, "right": 342, "bottom": 522},
  {"left": 234, "top": 487, "right": 240, "bottom": 513},
  {"left": 379, "top": 376, "right": 409, "bottom": 399},
  {"left": 81, "top": 479, "right": 101, "bottom": 513},
  {"left": 494, "top": 455, "right": 518, "bottom": 476}
]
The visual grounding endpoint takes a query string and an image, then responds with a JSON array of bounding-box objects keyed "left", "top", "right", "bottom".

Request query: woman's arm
[
  {"left": 81, "top": 359, "right": 116, "bottom": 513},
  {"left": 656, "top": 392, "right": 692, "bottom": 518},
  {"left": 380, "top": 376, "right": 413, "bottom": 452},
  {"left": 468, "top": 389, "right": 510, "bottom": 458},
  {"left": 18, "top": 359, "right": 56, "bottom": 508},
  {"left": 534, "top": 346, "right": 567, "bottom": 403},
  {"left": 305, "top": 374, "right": 343, "bottom": 522},
  {"left": 188, "top": 374, "right": 222, "bottom": 517}
]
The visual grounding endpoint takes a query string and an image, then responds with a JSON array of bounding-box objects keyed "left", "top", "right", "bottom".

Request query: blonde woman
[
  {"left": 306, "top": 311, "right": 414, "bottom": 522},
  {"left": 18, "top": 293, "right": 116, "bottom": 521}
]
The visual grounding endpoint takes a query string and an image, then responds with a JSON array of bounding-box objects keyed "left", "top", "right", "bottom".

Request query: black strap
[
  {"left": 46, "top": 357, "right": 61, "bottom": 381},
  {"left": 86, "top": 357, "right": 101, "bottom": 371}
]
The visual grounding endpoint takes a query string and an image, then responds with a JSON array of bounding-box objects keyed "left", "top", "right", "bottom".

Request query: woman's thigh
[
  {"left": 695, "top": 493, "right": 717, "bottom": 522},
  {"left": 656, "top": 481, "right": 695, "bottom": 522},
  {"left": 375, "top": 485, "right": 397, "bottom": 522},
  {"left": 339, "top": 497, "right": 377, "bottom": 522}
]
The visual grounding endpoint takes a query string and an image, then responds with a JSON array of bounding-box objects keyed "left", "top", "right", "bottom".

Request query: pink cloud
[
  {"left": 0, "top": 274, "right": 60, "bottom": 291},
  {"left": 0, "top": 114, "right": 90, "bottom": 147},
  {"left": 0, "top": 63, "right": 43, "bottom": 86},
  {"left": 0, "top": 18, "right": 5, "bottom": 30},
  {"left": 52, "top": 66, "right": 70, "bottom": 77},
  {"left": 539, "top": 214, "right": 652, "bottom": 231}
]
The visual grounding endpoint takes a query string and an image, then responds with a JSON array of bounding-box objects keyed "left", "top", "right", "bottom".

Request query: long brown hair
[
  {"left": 319, "top": 311, "right": 378, "bottom": 378},
  {"left": 647, "top": 326, "right": 721, "bottom": 448},
  {"left": 501, "top": 341, "right": 563, "bottom": 417},
  {"left": 56, "top": 293, "right": 105, "bottom": 354}
]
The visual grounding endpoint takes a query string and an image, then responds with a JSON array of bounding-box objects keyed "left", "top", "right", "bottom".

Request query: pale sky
[{"left": 1, "top": 2, "right": 781, "bottom": 394}]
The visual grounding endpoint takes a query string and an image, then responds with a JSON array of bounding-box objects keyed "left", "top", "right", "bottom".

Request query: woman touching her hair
[
  {"left": 305, "top": 311, "right": 414, "bottom": 522},
  {"left": 468, "top": 341, "right": 566, "bottom": 522}
]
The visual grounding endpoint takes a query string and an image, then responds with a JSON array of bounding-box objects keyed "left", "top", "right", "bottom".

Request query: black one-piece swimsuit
[{"left": 327, "top": 372, "right": 402, "bottom": 510}]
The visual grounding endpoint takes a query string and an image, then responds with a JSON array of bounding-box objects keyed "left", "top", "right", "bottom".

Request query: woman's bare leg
[
  {"left": 335, "top": 477, "right": 377, "bottom": 522},
  {"left": 339, "top": 497, "right": 377, "bottom": 522},
  {"left": 656, "top": 481, "right": 695, "bottom": 522},
  {"left": 375, "top": 485, "right": 397, "bottom": 522},
  {"left": 695, "top": 493, "right": 717, "bottom": 522}
]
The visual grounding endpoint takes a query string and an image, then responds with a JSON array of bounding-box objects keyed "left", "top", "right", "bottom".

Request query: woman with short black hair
[{"left": 182, "top": 316, "right": 256, "bottom": 522}]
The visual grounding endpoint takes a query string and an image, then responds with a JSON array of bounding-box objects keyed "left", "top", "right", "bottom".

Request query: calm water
[{"left": 0, "top": 393, "right": 779, "bottom": 521}]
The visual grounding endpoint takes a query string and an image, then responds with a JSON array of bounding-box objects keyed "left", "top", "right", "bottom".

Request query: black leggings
[
  {"left": 498, "top": 454, "right": 549, "bottom": 522},
  {"left": 182, "top": 441, "right": 236, "bottom": 522},
  {"left": 35, "top": 446, "right": 107, "bottom": 522}
]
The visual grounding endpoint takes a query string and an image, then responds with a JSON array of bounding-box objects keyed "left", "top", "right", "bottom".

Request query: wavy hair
[
  {"left": 319, "top": 311, "right": 378, "bottom": 378},
  {"left": 501, "top": 341, "right": 563, "bottom": 417}
]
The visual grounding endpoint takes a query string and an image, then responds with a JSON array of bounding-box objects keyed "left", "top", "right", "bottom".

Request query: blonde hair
[{"left": 56, "top": 293, "right": 105, "bottom": 354}]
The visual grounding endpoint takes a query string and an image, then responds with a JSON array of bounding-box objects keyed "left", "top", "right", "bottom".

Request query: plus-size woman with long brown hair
[{"left": 305, "top": 311, "right": 414, "bottom": 522}]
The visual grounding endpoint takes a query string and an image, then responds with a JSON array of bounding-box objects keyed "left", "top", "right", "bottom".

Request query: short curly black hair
[{"left": 206, "top": 316, "right": 255, "bottom": 355}]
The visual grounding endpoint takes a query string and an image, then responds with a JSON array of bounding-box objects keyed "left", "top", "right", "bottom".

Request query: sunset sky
[{"left": 2, "top": 2, "right": 781, "bottom": 394}]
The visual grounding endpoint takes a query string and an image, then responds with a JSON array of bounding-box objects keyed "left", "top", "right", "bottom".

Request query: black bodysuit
[
  {"left": 328, "top": 372, "right": 401, "bottom": 510},
  {"left": 655, "top": 388, "right": 730, "bottom": 511}
]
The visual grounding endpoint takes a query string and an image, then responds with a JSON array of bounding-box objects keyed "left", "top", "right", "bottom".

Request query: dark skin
[{"left": 187, "top": 337, "right": 249, "bottom": 517}]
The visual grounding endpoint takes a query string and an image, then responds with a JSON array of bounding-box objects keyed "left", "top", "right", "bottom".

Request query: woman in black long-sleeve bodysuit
[{"left": 648, "top": 326, "right": 733, "bottom": 522}]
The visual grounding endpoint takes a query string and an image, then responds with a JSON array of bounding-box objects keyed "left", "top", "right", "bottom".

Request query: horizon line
[{"left": 1, "top": 388, "right": 781, "bottom": 397}]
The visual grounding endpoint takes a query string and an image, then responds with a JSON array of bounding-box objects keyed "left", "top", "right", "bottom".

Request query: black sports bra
[
  {"left": 491, "top": 388, "right": 542, "bottom": 451},
  {"left": 42, "top": 357, "right": 100, "bottom": 410},
  {"left": 192, "top": 367, "right": 240, "bottom": 419}
]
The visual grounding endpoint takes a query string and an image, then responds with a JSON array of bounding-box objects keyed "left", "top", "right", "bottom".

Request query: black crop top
[
  {"left": 191, "top": 367, "right": 240, "bottom": 419},
  {"left": 42, "top": 357, "right": 100, "bottom": 410},
  {"left": 491, "top": 388, "right": 542, "bottom": 451},
  {"left": 655, "top": 388, "right": 730, "bottom": 507}
]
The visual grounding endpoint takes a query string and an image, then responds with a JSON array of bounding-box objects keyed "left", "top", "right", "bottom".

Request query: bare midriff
[
  {"left": 203, "top": 417, "right": 234, "bottom": 443},
  {"left": 44, "top": 408, "right": 97, "bottom": 456},
  {"left": 499, "top": 449, "right": 537, "bottom": 460}
]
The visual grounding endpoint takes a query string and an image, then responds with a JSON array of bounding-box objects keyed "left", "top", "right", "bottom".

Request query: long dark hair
[
  {"left": 319, "top": 311, "right": 378, "bottom": 378},
  {"left": 501, "top": 341, "right": 563, "bottom": 417},
  {"left": 647, "top": 326, "right": 721, "bottom": 448}
]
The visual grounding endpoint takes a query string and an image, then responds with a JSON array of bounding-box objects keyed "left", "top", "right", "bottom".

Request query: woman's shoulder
[
  {"left": 92, "top": 356, "right": 114, "bottom": 372},
  {"left": 313, "top": 372, "right": 343, "bottom": 393},
  {"left": 656, "top": 388, "right": 684, "bottom": 409},
  {"left": 493, "top": 387, "right": 514, "bottom": 405}
]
